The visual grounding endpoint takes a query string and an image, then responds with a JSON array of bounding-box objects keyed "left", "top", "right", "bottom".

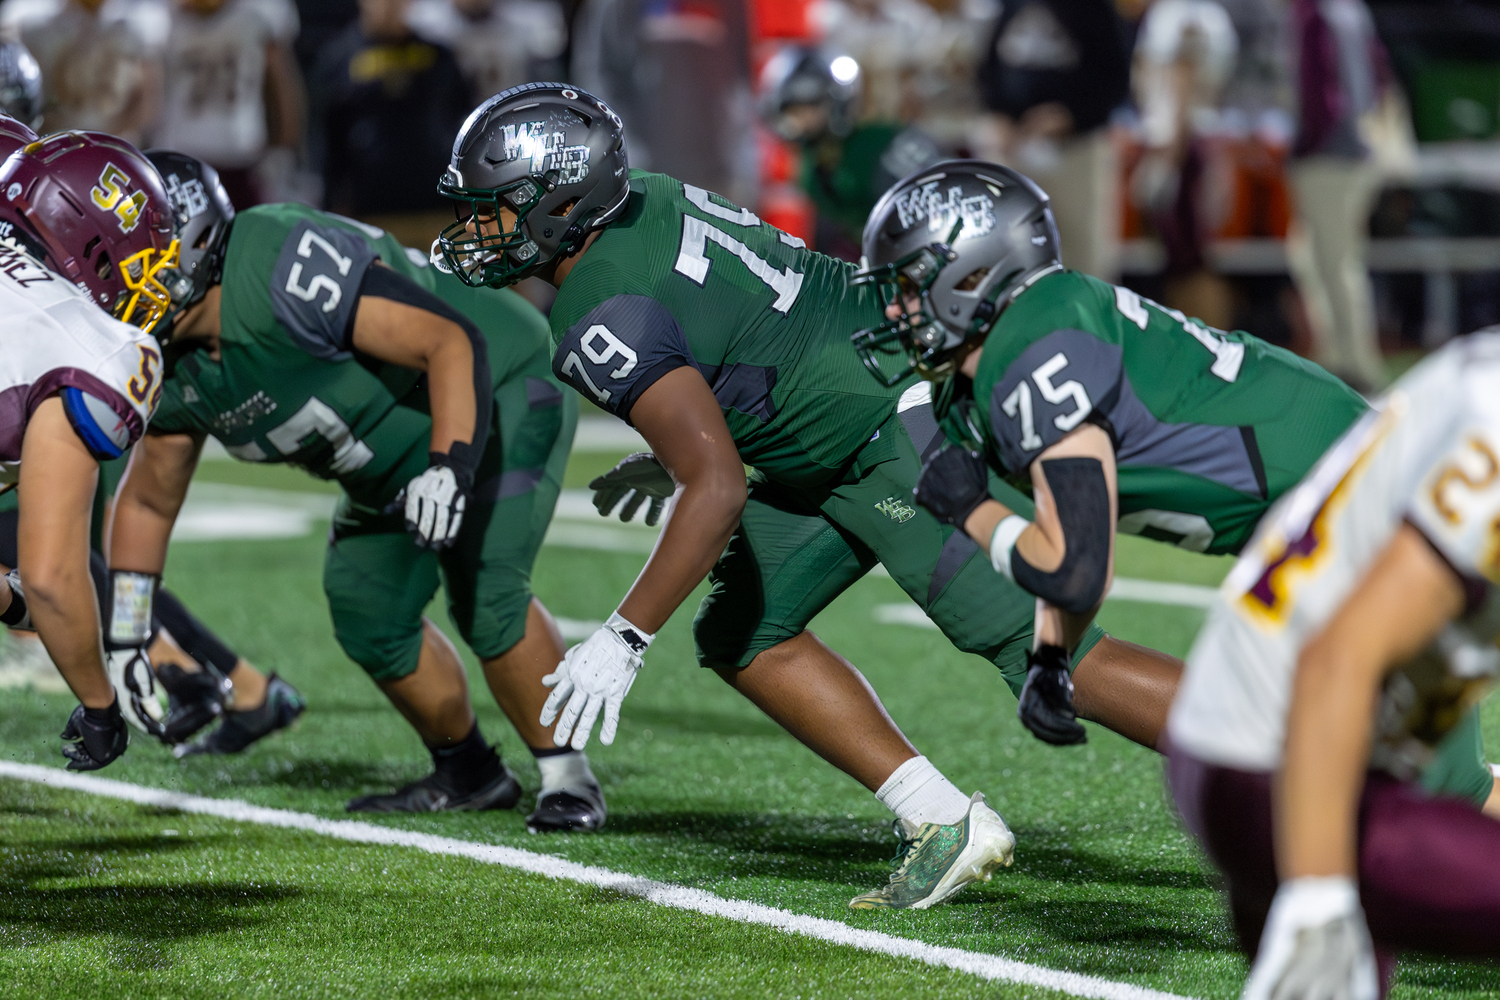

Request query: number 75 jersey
[
  {"left": 547, "top": 170, "right": 903, "bottom": 487},
  {"left": 951, "top": 269, "right": 1368, "bottom": 555}
]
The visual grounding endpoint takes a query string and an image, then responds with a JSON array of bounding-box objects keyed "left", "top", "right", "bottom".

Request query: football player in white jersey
[
  {"left": 0, "top": 128, "right": 177, "bottom": 769},
  {"left": 1168, "top": 332, "right": 1500, "bottom": 1000}
]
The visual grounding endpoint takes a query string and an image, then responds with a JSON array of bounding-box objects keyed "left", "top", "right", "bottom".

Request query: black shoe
[
  {"left": 156, "top": 662, "right": 231, "bottom": 744},
  {"left": 526, "top": 782, "right": 606, "bottom": 833},
  {"left": 175, "top": 674, "right": 305, "bottom": 758},
  {"left": 346, "top": 763, "right": 522, "bottom": 813}
]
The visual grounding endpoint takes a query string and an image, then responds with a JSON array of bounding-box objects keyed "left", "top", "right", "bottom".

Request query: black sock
[
  {"left": 529, "top": 745, "right": 574, "bottom": 759},
  {"left": 427, "top": 723, "right": 499, "bottom": 794}
]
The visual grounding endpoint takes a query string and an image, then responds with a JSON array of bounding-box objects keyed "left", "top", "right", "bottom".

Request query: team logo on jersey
[
  {"left": 90, "top": 163, "right": 148, "bottom": 234},
  {"left": 874, "top": 496, "right": 916, "bottom": 523},
  {"left": 893, "top": 181, "right": 995, "bottom": 240},
  {"left": 498, "top": 122, "right": 590, "bottom": 183},
  {"left": 163, "top": 172, "right": 209, "bottom": 225}
]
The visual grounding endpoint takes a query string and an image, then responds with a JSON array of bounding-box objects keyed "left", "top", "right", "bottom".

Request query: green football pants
[
  {"left": 323, "top": 370, "right": 577, "bottom": 681},
  {"left": 693, "top": 401, "right": 1105, "bottom": 694}
]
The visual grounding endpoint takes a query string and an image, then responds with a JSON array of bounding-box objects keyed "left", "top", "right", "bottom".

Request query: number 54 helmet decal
[
  {"left": 436, "top": 82, "right": 630, "bottom": 288},
  {"left": 851, "top": 160, "right": 1061, "bottom": 387},
  {"left": 0, "top": 131, "right": 179, "bottom": 335}
]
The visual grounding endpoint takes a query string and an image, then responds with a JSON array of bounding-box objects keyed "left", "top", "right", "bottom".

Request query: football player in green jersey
[
  {"left": 854, "top": 160, "right": 1499, "bottom": 812},
  {"left": 107, "top": 153, "right": 603, "bottom": 830},
  {"left": 758, "top": 45, "right": 943, "bottom": 260},
  {"left": 435, "top": 83, "right": 1190, "bottom": 909}
]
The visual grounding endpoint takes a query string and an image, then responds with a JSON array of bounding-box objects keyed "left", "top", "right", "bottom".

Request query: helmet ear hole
[
  {"left": 954, "top": 266, "right": 990, "bottom": 292},
  {"left": 94, "top": 250, "right": 111, "bottom": 280},
  {"left": 548, "top": 197, "right": 580, "bottom": 218},
  {"left": 82, "top": 235, "right": 100, "bottom": 260}
]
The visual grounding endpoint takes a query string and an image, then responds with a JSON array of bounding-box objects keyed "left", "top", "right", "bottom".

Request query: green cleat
[{"left": 849, "top": 792, "right": 1015, "bottom": 910}]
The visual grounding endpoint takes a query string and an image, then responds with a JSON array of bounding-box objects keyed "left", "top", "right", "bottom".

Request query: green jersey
[
  {"left": 949, "top": 270, "right": 1367, "bottom": 555},
  {"left": 800, "top": 124, "right": 943, "bottom": 248},
  {"left": 550, "top": 170, "right": 912, "bottom": 486},
  {"left": 152, "top": 203, "right": 551, "bottom": 506}
]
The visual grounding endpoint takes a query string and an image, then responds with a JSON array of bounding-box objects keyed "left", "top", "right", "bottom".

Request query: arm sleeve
[
  {"left": 553, "top": 294, "right": 696, "bottom": 424},
  {"left": 986, "top": 327, "right": 1123, "bottom": 474},
  {"left": 269, "top": 218, "right": 379, "bottom": 360},
  {"left": 1407, "top": 426, "right": 1500, "bottom": 587}
]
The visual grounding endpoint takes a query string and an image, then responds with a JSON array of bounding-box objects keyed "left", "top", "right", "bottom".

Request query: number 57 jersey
[
  {"left": 547, "top": 170, "right": 903, "bottom": 487},
  {"left": 952, "top": 269, "right": 1368, "bottom": 555}
]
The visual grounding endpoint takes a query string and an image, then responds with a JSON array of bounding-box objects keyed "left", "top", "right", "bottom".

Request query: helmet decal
[
  {"left": 498, "top": 121, "right": 590, "bottom": 183},
  {"left": 90, "top": 164, "right": 149, "bottom": 234},
  {"left": 893, "top": 180, "right": 996, "bottom": 239},
  {"left": 163, "top": 171, "right": 211, "bottom": 223}
]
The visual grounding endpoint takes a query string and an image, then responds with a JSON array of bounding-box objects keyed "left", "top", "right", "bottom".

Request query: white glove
[
  {"left": 1242, "top": 877, "right": 1377, "bottom": 1000},
  {"left": 539, "top": 612, "right": 652, "bottom": 749},
  {"left": 404, "top": 465, "right": 466, "bottom": 549},
  {"left": 107, "top": 648, "right": 166, "bottom": 736}
]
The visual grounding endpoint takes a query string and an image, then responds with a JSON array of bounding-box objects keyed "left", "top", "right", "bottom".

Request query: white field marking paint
[
  {"left": 872, "top": 579, "right": 1217, "bottom": 629},
  {"left": 0, "top": 762, "right": 1197, "bottom": 1000}
]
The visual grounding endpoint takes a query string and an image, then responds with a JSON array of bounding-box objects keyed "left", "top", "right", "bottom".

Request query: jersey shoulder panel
[
  {"left": 257, "top": 211, "right": 380, "bottom": 360},
  {"left": 553, "top": 293, "right": 693, "bottom": 419}
]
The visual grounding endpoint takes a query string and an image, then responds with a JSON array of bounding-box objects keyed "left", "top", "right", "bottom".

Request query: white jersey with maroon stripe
[
  {"left": 1171, "top": 332, "right": 1500, "bottom": 775},
  {"left": 0, "top": 240, "right": 161, "bottom": 481}
]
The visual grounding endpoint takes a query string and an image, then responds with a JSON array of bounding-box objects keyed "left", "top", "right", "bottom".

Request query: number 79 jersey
[
  {"left": 547, "top": 170, "right": 903, "bottom": 487},
  {"left": 951, "top": 270, "right": 1368, "bottom": 555}
]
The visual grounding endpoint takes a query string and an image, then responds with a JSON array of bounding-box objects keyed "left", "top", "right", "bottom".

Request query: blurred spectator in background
[
  {"left": 0, "top": 36, "right": 42, "bottom": 128},
  {"left": 312, "top": 0, "right": 470, "bottom": 243},
  {"left": 155, "top": 0, "right": 307, "bottom": 208},
  {"left": 973, "top": 0, "right": 1130, "bottom": 280},
  {"left": 758, "top": 44, "right": 941, "bottom": 259},
  {"left": 1130, "top": 0, "right": 1238, "bottom": 327},
  {"left": 572, "top": 0, "right": 756, "bottom": 208},
  {"left": 4, "top": 0, "right": 165, "bottom": 143},
  {"left": 1285, "top": 0, "right": 1398, "bottom": 391},
  {"left": 407, "top": 0, "right": 566, "bottom": 104}
]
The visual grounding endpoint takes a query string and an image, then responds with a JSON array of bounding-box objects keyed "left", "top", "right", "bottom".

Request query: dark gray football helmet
[
  {"left": 0, "top": 40, "right": 41, "bottom": 131},
  {"left": 851, "top": 160, "right": 1061, "bottom": 386},
  {"left": 436, "top": 82, "right": 630, "bottom": 287},
  {"left": 757, "top": 44, "right": 862, "bottom": 143},
  {"left": 145, "top": 150, "right": 236, "bottom": 336}
]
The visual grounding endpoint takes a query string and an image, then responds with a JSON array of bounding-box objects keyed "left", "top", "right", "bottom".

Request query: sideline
[{"left": 0, "top": 762, "right": 1197, "bottom": 1000}]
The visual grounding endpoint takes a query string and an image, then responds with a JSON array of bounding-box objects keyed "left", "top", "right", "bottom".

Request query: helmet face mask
[
  {"left": 851, "top": 160, "right": 1063, "bottom": 388},
  {"left": 114, "top": 239, "right": 181, "bottom": 334},
  {"left": 436, "top": 82, "right": 630, "bottom": 288}
]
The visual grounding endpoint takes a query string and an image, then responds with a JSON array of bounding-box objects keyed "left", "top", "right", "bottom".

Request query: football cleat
[
  {"left": 156, "top": 662, "right": 231, "bottom": 744},
  {"left": 526, "top": 779, "right": 606, "bottom": 833},
  {"left": 174, "top": 674, "right": 305, "bottom": 757},
  {"left": 346, "top": 761, "right": 522, "bottom": 813},
  {"left": 848, "top": 792, "right": 1015, "bottom": 910}
]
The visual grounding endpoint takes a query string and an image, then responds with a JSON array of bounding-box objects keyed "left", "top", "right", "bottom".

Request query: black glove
[
  {"left": 1017, "top": 645, "right": 1087, "bottom": 746},
  {"left": 60, "top": 700, "right": 129, "bottom": 771},
  {"left": 589, "top": 452, "right": 675, "bottom": 527},
  {"left": 0, "top": 568, "right": 31, "bottom": 630},
  {"left": 913, "top": 446, "right": 990, "bottom": 527}
]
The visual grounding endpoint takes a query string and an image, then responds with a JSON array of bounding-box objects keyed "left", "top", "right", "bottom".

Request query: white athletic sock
[
  {"left": 536, "top": 750, "right": 598, "bottom": 796},
  {"left": 875, "top": 756, "right": 970, "bottom": 828}
]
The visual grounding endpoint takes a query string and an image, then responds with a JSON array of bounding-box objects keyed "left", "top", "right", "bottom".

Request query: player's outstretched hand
[
  {"left": 1017, "top": 645, "right": 1087, "bottom": 745},
  {"left": 107, "top": 647, "right": 167, "bottom": 738},
  {"left": 539, "top": 618, "right": 649, "bottom": 749},
  {"left": 589, "top": 452, "right": 674, "bottom": 526},
  {"left": 404, "top": 464, "right": 467, "bottom": 549},
  {"left": 1242, "top": 877, "right": 1376, "bottom": 1000},
  {"left": 60, "top": 700, "right": 128, "bottom": 771},
  {"left": 914, "top": 446, "right": 989, "bottom": 528}
]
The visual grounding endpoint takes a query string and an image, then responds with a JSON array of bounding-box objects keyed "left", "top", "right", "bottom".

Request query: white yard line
[
  {"left": 872, "top": 578, "right": 1218, "bottom": 629},
  {"left": 0, "top": 762, "right": 1196, "bottom": 1000}
]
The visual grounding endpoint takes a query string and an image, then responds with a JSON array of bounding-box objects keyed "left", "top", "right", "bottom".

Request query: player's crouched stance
[
  {"left": 108, "top": 153, "right": 602, "bottom": 829},
  {"left": 1167, "top": 333, "right": 1500, "bottom": 999},
  {"left": 0, "top": 127, "right": 178, "bottom": 768}
]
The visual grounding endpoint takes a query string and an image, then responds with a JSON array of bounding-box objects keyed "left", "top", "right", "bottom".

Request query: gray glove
[{"left": 589, "top": 452, "right": 674, "bottom": 526}]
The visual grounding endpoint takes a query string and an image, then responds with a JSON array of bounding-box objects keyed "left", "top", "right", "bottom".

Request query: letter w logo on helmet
[{"left": 89, "top": 163, "right": 148, "bottom": 234}]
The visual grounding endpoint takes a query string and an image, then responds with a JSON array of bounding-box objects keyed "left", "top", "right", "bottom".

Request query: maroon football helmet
[
  {"left": 0, "top": 113, "right": 37, "bottom": 159},
  {"left": 0, "top": 130, "right": 178, "bottom": 334}
]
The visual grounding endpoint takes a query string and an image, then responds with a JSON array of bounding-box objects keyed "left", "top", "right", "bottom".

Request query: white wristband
[
  {"left": 605, "top": 610, "right": 654, "bottom": 656},
  {"left": 989, "top": 515, "right": 1031, "bottom": 580}
]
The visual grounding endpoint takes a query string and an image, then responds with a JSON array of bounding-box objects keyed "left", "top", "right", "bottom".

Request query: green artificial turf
[{"left": 0, "top": 454, "right": 1494, "bottom": 998}]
